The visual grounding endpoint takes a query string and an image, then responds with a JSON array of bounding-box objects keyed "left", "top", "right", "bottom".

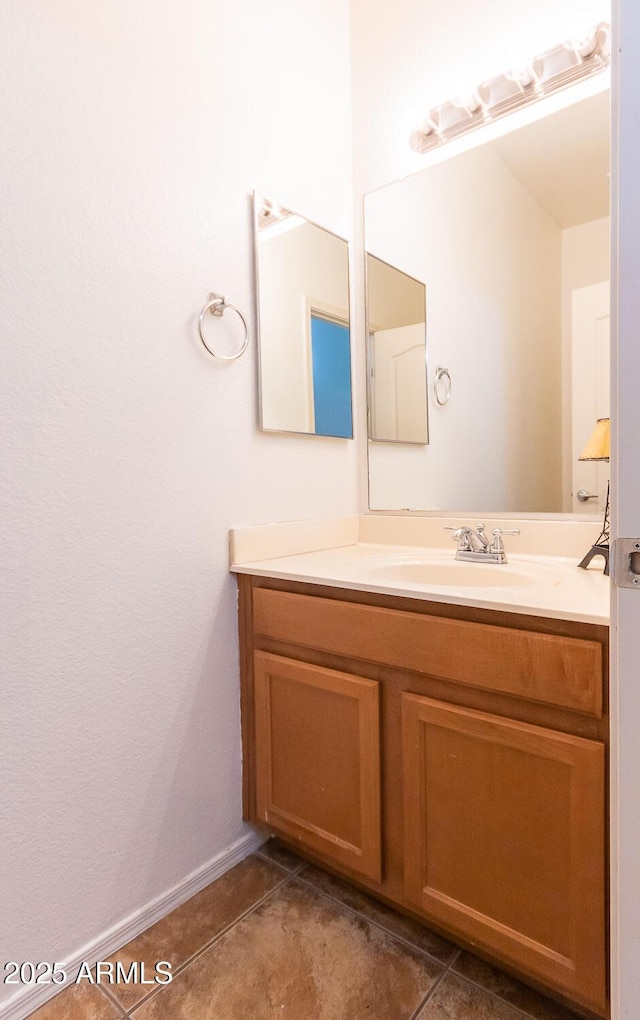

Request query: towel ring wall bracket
[
  {"left": 198, "top": 292, "right": 249, "bottom": 363},
  {"left": 433, "top": 365, "right": 452, "bottom": 406}
]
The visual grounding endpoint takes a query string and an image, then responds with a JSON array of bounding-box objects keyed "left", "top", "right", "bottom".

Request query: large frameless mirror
[
  {"left": 253, "top": 194, "right": 353, "bottom": 439},
  {"left": 366, "top": 254, "right": 428, "bottom": 444},
  {"left": 364, "top": 86, "right": 610, "bottom": 513}
]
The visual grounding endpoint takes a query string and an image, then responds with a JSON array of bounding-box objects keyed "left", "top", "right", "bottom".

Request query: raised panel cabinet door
[
  {"left": 254, "top": 651, "right": 382, "bottom": 881},
  {"left": 402, "top": 694, "right": 607, "bottom": 1016}
]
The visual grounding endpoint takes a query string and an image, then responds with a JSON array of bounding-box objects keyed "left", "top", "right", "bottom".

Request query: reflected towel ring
[
  {"left": 198, "top": 292, "right": 249, "bottom": 362},
  {"left": 433, "top": 365, "right": 452, "bottom": 406}
]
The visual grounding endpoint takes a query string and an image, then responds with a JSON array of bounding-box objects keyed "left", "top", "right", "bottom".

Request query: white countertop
[{"left": 230, "top": 516, "right": 610, "bottom": 626}]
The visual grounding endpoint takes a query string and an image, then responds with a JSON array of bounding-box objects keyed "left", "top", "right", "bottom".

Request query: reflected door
[
  {"left": 571, "top": 282, "right": 610, "bottom": 513},
  {"left": 371, "top": 324, "right": 428, "bottom": 442}
]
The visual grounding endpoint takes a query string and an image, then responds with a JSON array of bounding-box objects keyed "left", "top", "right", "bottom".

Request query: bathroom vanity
[{"left": 231, "top": 517, "right": 610, "bottom": 1018}]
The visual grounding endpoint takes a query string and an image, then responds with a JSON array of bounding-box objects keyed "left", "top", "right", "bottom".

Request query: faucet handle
[
  {"left": 490, "top": 527, "right": 520, "bottom": 553},
  {"left": 443, "top": 526, "right": 472, "bottom": 550}
]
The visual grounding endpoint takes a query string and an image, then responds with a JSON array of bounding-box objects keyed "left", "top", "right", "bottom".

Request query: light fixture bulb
[
  {"left": 570, "top": 27, "right": 599, "bottom": 58},
  {"left": 504, "top": 67, "right": 536, "bottom": 87}
]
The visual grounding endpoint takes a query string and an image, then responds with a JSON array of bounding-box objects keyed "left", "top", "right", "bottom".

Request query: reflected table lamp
[{"left": 577, "top": 417, "right": 610, "bottom": 576}]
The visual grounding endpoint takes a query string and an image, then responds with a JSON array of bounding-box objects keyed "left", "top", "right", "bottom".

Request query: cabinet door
[
  {"left": 402, "top": 694, "right": 606, "bottom": 1015},
  {"left": 254, "top": 652, "right": 382, "bottom": 881}
]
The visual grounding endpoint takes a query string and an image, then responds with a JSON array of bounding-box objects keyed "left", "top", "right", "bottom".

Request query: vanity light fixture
[
  {"left": 410, "top": 22, "right": 610, "bottom": 153},
  {"left": 577, "top": 417, "right": 611, "bottom": 576},
  {"left": 256, "top": 198, "right": 286, "bottom": 231},
  {"left": 255, "top": 195, "right": 305, "bottom": 239}
]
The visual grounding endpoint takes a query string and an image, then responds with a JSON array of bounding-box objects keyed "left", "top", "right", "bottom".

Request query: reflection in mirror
[
  {"left": 366, "top": 255, "right": 428, "bottom": 444},
  {"left": 253, "top": 194, "right": 353, "bottom": 438},
  {"left": 365, "top": 87, "right": 610, "bottom": 513}
]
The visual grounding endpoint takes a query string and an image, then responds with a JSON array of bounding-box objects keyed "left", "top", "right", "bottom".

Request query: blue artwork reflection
[{"left": 310, "top": 315, "right": 353, "bottom": 439}]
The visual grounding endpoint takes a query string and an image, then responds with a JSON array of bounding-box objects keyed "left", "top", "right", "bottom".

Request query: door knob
[{"left": 577, "top": 489, "right": 599, "bottom": 502}]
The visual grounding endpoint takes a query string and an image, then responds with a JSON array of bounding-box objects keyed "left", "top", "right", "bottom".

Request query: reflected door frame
[{"left": 368, "top": 324, "right": 429, "bottom": 443}]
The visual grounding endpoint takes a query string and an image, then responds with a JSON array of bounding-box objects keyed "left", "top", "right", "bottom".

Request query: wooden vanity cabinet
[{"left": 237, "top": 575, "right": 609, "bottom": 1018}]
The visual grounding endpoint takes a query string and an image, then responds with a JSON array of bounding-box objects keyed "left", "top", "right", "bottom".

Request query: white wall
[
  {"left": 366, "top": 143, "right": 562, "bottom": 512},
  {"left": 0, "top": 1, "right": 355, "bottom": 1013},
  {"left": 367, "top": 256, "right": 425, "bottom": 329},
  {"left": 561, "top": 216, "right": 611, "bottom": 508}
]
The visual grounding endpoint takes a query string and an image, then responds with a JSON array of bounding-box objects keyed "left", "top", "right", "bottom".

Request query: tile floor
[{"left": 29, "top": 840, "right": 587, "bottom": 1020}]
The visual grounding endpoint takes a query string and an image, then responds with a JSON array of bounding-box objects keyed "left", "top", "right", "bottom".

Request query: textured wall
[{"left": 0, "top": 0, "right": 356, "bottom": 1007}]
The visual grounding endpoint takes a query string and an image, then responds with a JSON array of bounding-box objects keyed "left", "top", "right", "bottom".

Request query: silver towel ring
[
  {"left": 198, "top": 293, "right": 249, "bottom": 362},
  {"left": 433, "top": 365, "right": 452, "bottom": 406}
]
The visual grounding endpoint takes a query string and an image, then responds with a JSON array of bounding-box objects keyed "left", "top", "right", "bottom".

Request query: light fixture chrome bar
[{"left": 410, "top": 22, "right": 610, "bottom": 154}]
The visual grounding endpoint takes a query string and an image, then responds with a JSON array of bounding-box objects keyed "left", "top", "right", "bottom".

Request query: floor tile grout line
[
  {"left": 98, "top": 980, "right": 130, "bottom": 1016},
  {"left": 275, "top": 862, "right": 559, "bottom": 1020},
  {"left": 433, "top": 967, "right": 576, "bottom": 1020},
  {"left": 443, "top": 948, "right": 462, "bottom": 973},
  {"left": 291, "top": 869, "right": 458, "bottom": 970},
  {"left": 256, "top": 848, "right": 463, "bottom": 974},
  {"left": 258, "top": 855, "right": 581, "bottom": 1020},
  {"left": 120, "top": 872, "right": 293, "bottom": 1016},
  {"left": 421, "top": 938, "right": 583, "bottom": 1020},
  {"left": 88, "top": 855, "right": 293, "bottom": 1017},
  {"left": 255, "top": 847, "right": 307, "bottom": 877},
  {"left": 117, "top": 862, "right": 450, "bottom": 1020},
  {"left": 27, "top": 972, "right": 128, "bottom": 1019},
  {"left": 425, "top": 945, "right": 581, "bottom": 1020},
  {"left": 276, "top": 862, "right": 560, "bottom": 1020},
  {"left": 407, "top": 964, "right": 451, "bottom": 1020}
]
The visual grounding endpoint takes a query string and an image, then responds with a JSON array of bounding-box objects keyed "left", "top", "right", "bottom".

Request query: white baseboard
[{"left": 0, "top": 829, "right": 267, "bottom": 1020}]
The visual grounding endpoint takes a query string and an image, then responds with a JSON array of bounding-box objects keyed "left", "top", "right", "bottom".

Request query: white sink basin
[{"left": 368, "top": 559, "right": 535, "bottom": 588}]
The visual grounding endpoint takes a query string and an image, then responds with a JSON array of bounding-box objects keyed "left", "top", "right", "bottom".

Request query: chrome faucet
[{"left": 445, "top": 524, "right": 520, "bottom": 564}]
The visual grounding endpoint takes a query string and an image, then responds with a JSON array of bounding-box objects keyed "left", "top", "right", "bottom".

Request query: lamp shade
[{"left": 579, "top": 417, "right": 610, "bottom": 461}]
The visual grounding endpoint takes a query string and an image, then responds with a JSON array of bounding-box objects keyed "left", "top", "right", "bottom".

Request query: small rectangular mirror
[
  {"left": 253, "top": 193, "right": 353, "bottom": 439},
  {"left": 365, "top": 254, "right": 428, "bottom": 444}
]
